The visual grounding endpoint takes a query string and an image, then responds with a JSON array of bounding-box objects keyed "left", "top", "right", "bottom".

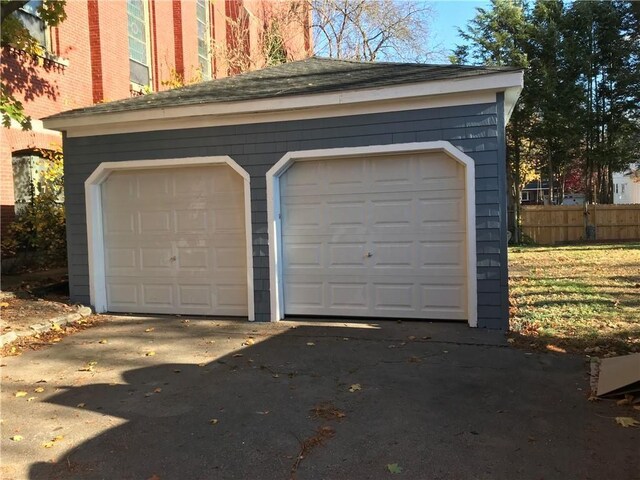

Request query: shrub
[{"left": 2, "top": 149, "right": 66, "bottom": 270}]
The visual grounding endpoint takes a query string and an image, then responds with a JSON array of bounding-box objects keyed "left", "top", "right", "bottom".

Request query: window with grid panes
[
  {"left": 127, "top": 0, "right": 150, "bottom": 87},
  {"left": 196, "top": 0, "right": 211, "bottom": 79}
]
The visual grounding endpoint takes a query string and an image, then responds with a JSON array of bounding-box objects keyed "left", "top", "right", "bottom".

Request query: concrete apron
[{"left": 1, "top": 316, "right": 637, "bottom": 480}]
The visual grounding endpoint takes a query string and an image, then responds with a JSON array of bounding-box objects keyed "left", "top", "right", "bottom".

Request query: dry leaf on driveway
[
  {"left": 145, "top": 351, "right": 156, "bottom": 357},
  {"left": 79, "top": 361, "right": 97, "bottom": 372},
  {"left": 15, "top": 391, "right": 27, "bottom": 397},
  {"left": 387, "top": 463, "right": 403, "bottom": 474},
  {"left": 34, "top": 387, "right": 44, "bottom": 393},
  {"left": 615, "top": 417, "right": 639, "bottom": 428},
  {"left": 348, "top": 384, "right": 361, "bottom": 393},
  {"left": 10, "top": 435, "right": 23, "bottom": 442},
  {"left": 306, "top": 342, "right": 316, "bottom": 346}
]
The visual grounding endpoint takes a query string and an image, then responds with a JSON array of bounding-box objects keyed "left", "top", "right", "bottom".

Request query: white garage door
[
  {"left": 280, "top": 152, "right": 468, "bottom": 320},
  {"left": 101, "top": 165, "right": 248, "bottom": 316}
]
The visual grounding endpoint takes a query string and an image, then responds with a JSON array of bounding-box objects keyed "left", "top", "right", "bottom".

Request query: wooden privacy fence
[{"left": 520, "top": 204, "right": 640, "bottom": 244}]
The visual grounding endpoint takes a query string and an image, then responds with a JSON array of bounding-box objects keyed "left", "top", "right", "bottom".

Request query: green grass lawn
[{"left": 508, "top": 243, "right": 640, "bottom": 355}]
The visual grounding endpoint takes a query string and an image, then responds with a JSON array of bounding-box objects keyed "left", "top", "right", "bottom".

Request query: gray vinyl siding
[{"left": 63, "top": 100, "right": 509, "bottom": 329}]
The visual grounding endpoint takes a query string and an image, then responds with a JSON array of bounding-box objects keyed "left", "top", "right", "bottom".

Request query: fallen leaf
[
  {"left": 34, "top": 387, "right": 45, "bottom": 393},
  {"left": 243, "top": 338, "right": 255, "bottom": 346},
  {"left": 145, "top": 351, "right": 156, "bottom": 357},
  {"left": 144, "top": 328, "right": 155, "bottom": 333},
  {"left": 51, "top": 324, "right": 62, "bottom": 331},
  {"left": 348, "top": 384, "right": 361, "bottom": 393},
  {"left": 10, "top": 435, "right": 23, "bottom": 442},
  {"left": 79, "top": 361, "right": 98, "bottom": 372},
  {"left": 15, "top": 391, "right": 28, "bottom": 397},
  {"left": 27, "top": 396, "right": 36, "bottom": 402},
  {"left": 98, "top": 339, "right": 108, "bottom": 344},
  {"left": 210, "top": 418, "right": 219, "bottom": 425},
  {"left": 0, "top": 302, "right": 9, "bottom": 308},
  {"left": 306, "top": 342, "right": 316, "bottom": 346},
  {"left": 42, "top": 441, "right": 55, "bottom": 448},
  {"left": 407, "top": 336, "right": 416, "bottom": 341},
  {"left": 76, "top": 403, "right": 86, "bottom": 408},
  {"left": 153, "top": 388, "right": 162, "bottom": 393},
  {"left": 387, "top": 463, "right": 403, "bottom": 474},
  {"left": 53, "top": 435, "right": 64, "bottom": 442},
  {"left": 507, "top": 338, "right": 515, "bottom": 344},
  {"left": 615, "top": 417, "right": 639, "bottom": 428}
]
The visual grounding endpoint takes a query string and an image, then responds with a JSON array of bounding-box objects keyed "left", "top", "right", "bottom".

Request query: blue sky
[{"left": 427, "top": 0, "right": 492, "bottom": 62}]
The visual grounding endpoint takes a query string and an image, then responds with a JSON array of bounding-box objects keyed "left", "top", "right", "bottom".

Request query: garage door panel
[
  {"left": 281, "top": 152, "right": 468, "bottom": 321},
  {"left": 284, "top": 243, "right": 323, "bottom": 268},
  {"left": 106, "top": 282, "right": 139, "bottom": 306},
  {"left": 102, "top": 165, "right": 248, "bottom": 316},
  {"left": 325, "top": 201, "right": 366, "bottom": 228},
  {"left": 373, "top": 283, "right": 415, "bottom": 310},
  {"left": 326, "top": 158, "right": 365, "bottom": 186},
  {"left": 137, "top": 172, "right": 170, "bottom": 197},
  {"left": 285, "top": 282, "right": 324, "bottom": 309},
  {"left": 143, "top": 284, "right": 174, "bottom": 306},
  {"left": 371, "top": 156, "right": 412, "bottom": 185},
  {"left": 328, "top": 242, "right": 367, "bottom": 268},
  {"left": 420, "top": 241, "right": 465, "bottom": 266}
]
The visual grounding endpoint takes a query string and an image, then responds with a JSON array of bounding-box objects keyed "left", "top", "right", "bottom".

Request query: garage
[{"left": 45, "top": 57, "right": 523, "bottom": 328}]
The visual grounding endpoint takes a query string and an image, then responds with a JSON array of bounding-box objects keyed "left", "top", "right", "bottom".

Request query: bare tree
[
  {"left": 311, "top": 0, "right": 434, "bottom": 62},
  {"left": 212, "top": 1, "right": 309, "bottom": 76}
]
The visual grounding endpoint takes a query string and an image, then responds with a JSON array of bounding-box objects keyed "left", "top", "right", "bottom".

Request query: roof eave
[{"left": 44, "top": 70, "right": 524, "bottom": 136}]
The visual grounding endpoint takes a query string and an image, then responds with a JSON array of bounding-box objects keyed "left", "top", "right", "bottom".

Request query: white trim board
[
  {"left": 266, "top": 141, "right": 478, "bottom": 327},
  {"left": 45, "top": 71, "right": 523, "bottom": 138},
  {"left": 84, "top": 156, "right": 255, "bottom": 321}
]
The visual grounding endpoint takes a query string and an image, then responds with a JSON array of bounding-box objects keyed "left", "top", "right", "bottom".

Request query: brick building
[{"left": 1, "top": 0, "right": 311, "bottom": 231}]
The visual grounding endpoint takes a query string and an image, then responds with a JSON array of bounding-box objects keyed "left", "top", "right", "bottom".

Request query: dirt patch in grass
[
  {"left": 508, "top": 243, "right": 640, "bottom": 355},
  {"left": 1, "top": 294, "right": 77, "bottom": 334}
]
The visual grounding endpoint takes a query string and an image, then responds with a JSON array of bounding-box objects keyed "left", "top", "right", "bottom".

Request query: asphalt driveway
[{"left": 1, "top": 316, "right": 638, "bottom": 480}]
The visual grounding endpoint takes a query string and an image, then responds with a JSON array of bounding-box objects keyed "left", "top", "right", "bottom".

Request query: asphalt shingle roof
[{"left": 46, "top": 57, "right": 520, "bottom": 120}]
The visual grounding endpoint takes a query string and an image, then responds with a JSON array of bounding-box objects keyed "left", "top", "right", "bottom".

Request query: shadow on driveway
[{"left": 6, "top": 318, "right": 637, "bottom": 479}]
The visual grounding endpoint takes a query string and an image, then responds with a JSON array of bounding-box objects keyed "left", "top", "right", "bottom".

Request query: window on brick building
[
  {"left": 196, "top": 0, "right": 212, "bottom": 80},
  {"left": 15, "top": 0, "right": 47, "bottom": 48},
  {"left": 127, "top": 0, "right": 151, "bottom": 88}
]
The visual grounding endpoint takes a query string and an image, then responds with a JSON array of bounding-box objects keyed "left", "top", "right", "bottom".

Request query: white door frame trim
[
  {"left": 85, "top": 156, "right": 255, "bottom": 321},
  {"left": 266, "top": 141, "right": 478, "bottom": 326}
]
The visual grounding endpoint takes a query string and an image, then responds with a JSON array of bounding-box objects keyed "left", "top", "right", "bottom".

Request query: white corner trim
[
  {"left": 266, "top": 141, "right": 478, "bottom": 327},
  {"left": 85, "top": 156, "right": 255, "bottom": 321},
  {"left": 46, "top": 70, "right": 524, "bottom": 138}
]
